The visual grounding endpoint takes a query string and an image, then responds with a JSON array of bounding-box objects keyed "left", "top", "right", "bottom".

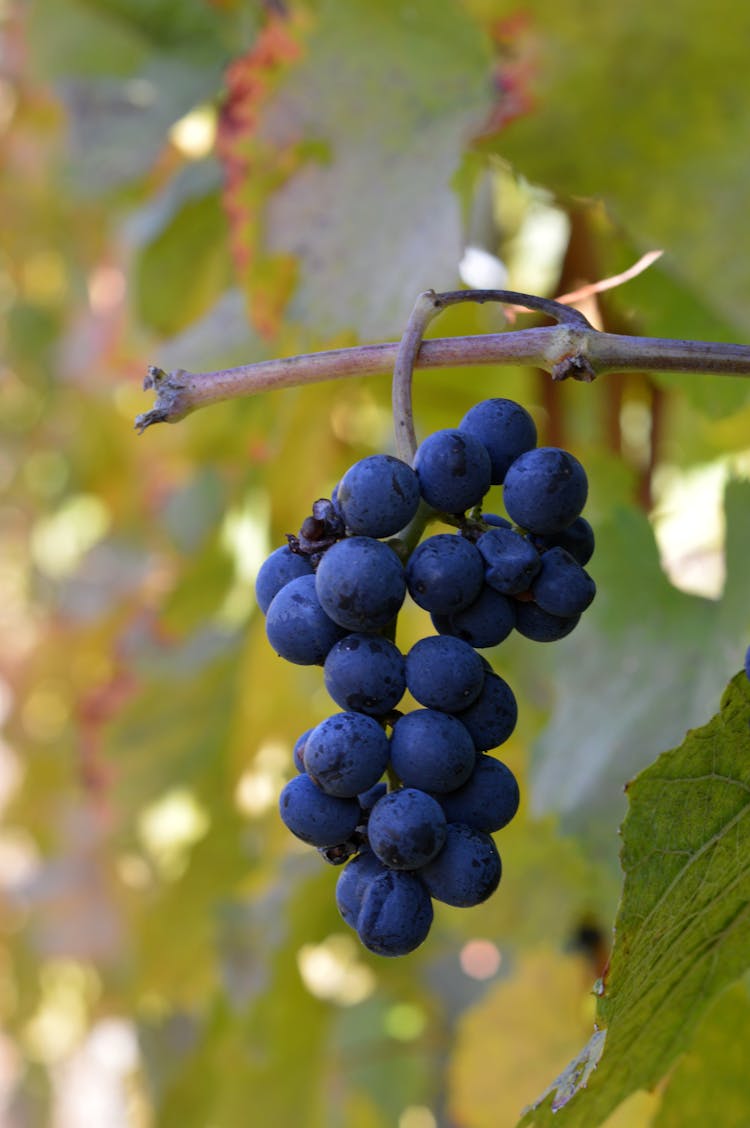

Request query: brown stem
[{"left": 135, "top": 290, "right": 750, "bottom": 432}]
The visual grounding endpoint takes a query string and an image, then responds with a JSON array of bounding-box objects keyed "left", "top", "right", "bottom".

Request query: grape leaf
[
  {"left": 221, "top": 0, "right": 494, "bottom": 339},
  {"left": 652, "top": 978, "right": 750, "bottom": 1128},
  {"left": 521, "top": 671, "right": 750, "bottom": 1126},
  {"left": 490, "top": 0, "right": 750, "bottom": 336}
]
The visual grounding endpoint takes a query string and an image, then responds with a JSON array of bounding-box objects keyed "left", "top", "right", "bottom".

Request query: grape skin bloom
[
  {"left": 337, "top": 454, "right": 420, "bottom": 537},
  {"left": 315, "top": 536, "right": 406, "bottom": 631}
]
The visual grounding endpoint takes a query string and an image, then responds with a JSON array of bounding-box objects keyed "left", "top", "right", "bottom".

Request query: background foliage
[{"left": 2, "top": 2, "right": 750, "bottom": 1125}]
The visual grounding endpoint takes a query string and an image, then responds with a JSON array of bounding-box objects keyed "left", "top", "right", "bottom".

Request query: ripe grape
[
  {"left": 531, "top": 546, "right": 596, "bottom": 617},
  {"left": 324, "top": 633, "right": 405, "bottom": 716},
  {"left": 413, "top": 428, "right": 492, "bottom": 512},
  {"left": 405, "top": 635, "right": 485, "bottom": 712},
  {"left": 367, "top": 788, "right": 447, "bottom": 870},
  {"left": 432, "top": 584, "right": 516, "bottom": 649},
  {"left": 477, "top": 526, "right": 542, "bottom": 594},
  {"left": 336, "top": 454, "right": 420, "bottom": 537},
  {"left": 435, "top": 754, "right": 520, "bottom": 832},
  {"left": 417, "top": 823, "right": 501, "bottom": 907},
  {"left": 255, "top": 545, "right": 314, "bottom": 613},
  {"left": 459, "top": 397, "right": 537, "bottom": 483},
  {"left": 303, "top": 712, "right": 389, "bottom": 798},
  {"left": 265, "top": 574, "right": 348, "bottom": 665},
  {"left": 406, "top": 533, "right": 485, "bottom": 614},
  {"left": 315, "top": 536, "right": 406, "bottom": 631},
  {"left": 356, "top": 869, "right": 434, "bottom": 957},
  {"left": 503, "top": 446, "right": 588, "bottom": 534},
  {"left": 278, "top": 773, "right": 361, "bottom": 847},
  {"left": 335, "top": 849, "right": 386, "bottom": 928},
  {"left": 533, "top": 516, "right": 595, "bottom": 566},
  {"left": 456, "top": 670, "right": 517, "bottom": 751},
  {"left": 514, "top": 601, "right": 580, "bottom": 642},
  {"left": 389, "top": 709, "right": 476, "bottom": 793}
]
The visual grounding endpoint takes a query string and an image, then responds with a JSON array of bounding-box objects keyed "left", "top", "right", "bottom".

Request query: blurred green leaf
[{"left": 492, "top": 0, "right": 750, "bottom": 336}]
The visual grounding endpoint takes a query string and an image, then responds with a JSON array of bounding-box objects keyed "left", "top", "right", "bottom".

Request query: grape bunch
[{"left": 256, "top": 398, "right": 595, "bottom": 956}]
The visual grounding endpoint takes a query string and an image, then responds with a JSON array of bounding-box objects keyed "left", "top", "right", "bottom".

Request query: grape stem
[{"left": 135, "top": 288, "right": 750, "bottom": 434}]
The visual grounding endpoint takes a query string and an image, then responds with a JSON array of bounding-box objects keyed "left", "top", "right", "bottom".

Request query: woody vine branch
[{"left": 135, "top": 288, "right": 750, "bottom": 435}]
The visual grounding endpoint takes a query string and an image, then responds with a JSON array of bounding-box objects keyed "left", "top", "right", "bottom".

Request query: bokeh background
[{"left": 3, "top": 2, "right": 750, "bottom": 1125}]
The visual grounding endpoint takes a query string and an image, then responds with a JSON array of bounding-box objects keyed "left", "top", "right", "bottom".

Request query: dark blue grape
[
  {"left": 456, "top": 671, "right": 517, "bottom": 751},
  {"left": 336, "top": 849, "right": 387, "bottom": 928},
  {"left": 531, "top": 546, "right": 596, "bottom": 617},
  {"left": 406, "top": 533, "right": 485, "bottom": 614},
  {"left": 265, "top": 574, "right": 348, "bottom": 665},
  {"left": 514, "top": 600, "right": 580, "bottom": 642},
  {"left": 435, "top": 754, "right": 520, "bottom": 832},
  {"left": 459, "top": 398, "right": 537, "bottom": 484},
  {"left": 503, "top": 447, "right": 588, "bottom": 534},
  {"left": 303, "top": 712, "right": 389, "bottom": 798},
  {"left": 405, "top": 636, "right": 485, "bottom": 713},
  {"left": 324, "top": 634, "right": 405, "bottom": 716},
  {"left": 417, "top": 823, "right": 501, "bottom": 907},
  {"left": 367, "top": 788, "right": 447, "bottom": 870},
  {"left": 315, "top": 536, "right": 406, "bottom": 631},
  {"left": 255, "top": 546, "right": 314, "bottom": 613},
  {"left": 481, "top": 513, "right": 512, "bottom": 530},
  {"left": 390, "top": 709, "right": 476, "bottom": 793},
  {"left": 413, "top": 429, "right": 492, "bottom": 513},
  {"left": 293, "top": 728, "right": 313, "bottom": 772},
  {"left": 278, "top": 773, "right": 361, "bottom": 846},
  {"left": 477, "top": 527, "right": 542, "bottom": 595},
  {"left": 358, "top": 781, "right": 387, "bottom": 815},
  {"left": 337, "top": 454, "right": 420, "bottom": 538},
  {"left": 533, "top": 516, "right": 595, "bottom": 566},
  {"left": 432, "top": 584, "right": 516, "bottom": 649},
  {"left": 356, "top": 869, "right": 433, "bottom": 956}
]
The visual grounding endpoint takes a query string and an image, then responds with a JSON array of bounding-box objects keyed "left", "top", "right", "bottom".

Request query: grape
[
  {"left": 336, "top": 849, "right": 386, "bottom": 928},
  {"left": 255, "top": 545, "right": 314, "bottom": 613},
  {"left": 406, "top": 533, "right": 485, "bottom": 614},
  {"left": 265, "top": 574, "right": 348, "bottom": 665},
  {"left": 405, "top": 635, "right": 485, "bottom": 713},
  {"left": 457, "top": 671, "right": 517, "bottom": 751},
  {"left": 515, "top": 601, "right": 580, "bottom": 642},
  {"left": 367, "top": 788, "right": 447, "bottom": 869},
  {"left": 459, "top": 398, "right": 537, "bottom": 484},
  {"left": 337, "top": 454, "right": 420, "bottom": 537},
  {"left": 293, "top": 728, "right": 313, "bottom": 772},
  {"left": 390, "top": 709, "right": 476, "bottom": 793},
  {"left": 531, "top": 546, "right": 596, "bottom": 617},
  {"left": 413, "top": 429, "right": 492, "bottom": 513},
  {"left": 417, "top": 823, "right": 501, "bottom": 907},
  {"left": 315, "top": 536, "right": 406, "bottom": 631},
  {"left": 481, "top": 513, "right": 512, "bottom": 530},
  {"left": 432, "top": 584, "right": 516, "bottom": 649},
  {"left": 435, "top": 754, "right": 520, "bottom": 832},
  {"left": 503, "top": 447, "right": 588, "bottom": 534},
  {"left": 303, "top": 712, "right": 389, "bottom": 798},
  {"left": 324, "top": 634, "right": 405, "bottom": 716},
  {"left": 356, "top": 869, "right": 433, "bottom": 956},
  {"left": 358, "top": 781, "right": 387, "bottom": 814},
  {"left": 533, "top": 516, "right": 595, "bottom": 566},
  {"left": 279, "top": 773, "right": 361, "bottom": 847},
  {"left": 477, "top": 527, "right": 542, "bottom": 594}
]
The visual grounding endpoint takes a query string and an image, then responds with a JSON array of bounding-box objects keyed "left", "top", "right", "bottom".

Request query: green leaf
[
  {"left": 492, "top": 0, "right": 750, "bottom": 335},
  {"left": 522, "top": 671, "right": 750, "bottom": 1125},
  {"left": 236, "top": 0, "right": 494, "bottom": 339},
  {"left": 653, "top": 978, "right": 750, "bottom": 1128},
  {"left": 135, "top": 187, "right": 233, "bottom": 336}
]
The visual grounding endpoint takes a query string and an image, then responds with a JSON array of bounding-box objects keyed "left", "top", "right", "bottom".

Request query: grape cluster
[{"left": 256, "top": 400, "right": 595, "bottom": 956}]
